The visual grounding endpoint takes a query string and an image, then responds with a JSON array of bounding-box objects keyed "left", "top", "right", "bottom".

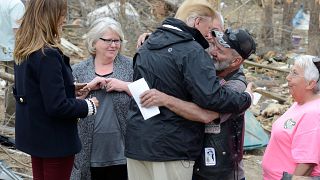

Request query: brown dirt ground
[{"left": 0, "top": 146, "right": 264, "bottom": 180}]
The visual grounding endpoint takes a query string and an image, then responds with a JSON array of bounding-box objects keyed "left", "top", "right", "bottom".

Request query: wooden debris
[
  {"left": 261, "top": 103, "right": 287, "bottom": 117},
  {"left": 254, "top": 89, "right": 287, "bottom": 104},
  {"left": 60, "top": 38, "right": 85, "bottom": 58},
  {"left": 0, "top": 125, "right": 15, "bottom": 136},
  {"left": 62, "top": 24, "right": 81, "bottom": 28},
  {"left": 0, "top": 72, "right": 14, "bottom": 83},
  {"left": 244, "top": 60, "right": 290, "bottom": 73},
  {"left": 0, "top": 161, "right": 23, "bottom": 180}
]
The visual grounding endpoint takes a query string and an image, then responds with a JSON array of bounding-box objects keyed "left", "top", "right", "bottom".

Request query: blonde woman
[{"left": 13, "top": 0, "right": 98, "bottom": 179}]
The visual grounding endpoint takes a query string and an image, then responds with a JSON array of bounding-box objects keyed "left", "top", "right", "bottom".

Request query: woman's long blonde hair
[{"left": 14, "top": 0, "right": 67, "bottom": 64}]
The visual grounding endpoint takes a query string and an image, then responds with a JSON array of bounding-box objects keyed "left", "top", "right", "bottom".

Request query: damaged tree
[
  {"left": 280, "top": 0, "right": 294, "bottom": 51},
  {"left": 307, "top": 0, "right": 320, "bottom": 55},
  {"left": 261, "top": 0, "right": 275, "bottom": 48}
]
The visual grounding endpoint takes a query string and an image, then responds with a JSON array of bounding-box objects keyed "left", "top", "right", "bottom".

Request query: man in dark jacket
[
  {"left": 139, "top": 28, "right": 256, "bottom": 180},
  {"left": 125, "top": 1, "right": 253, "bottom": 180}
]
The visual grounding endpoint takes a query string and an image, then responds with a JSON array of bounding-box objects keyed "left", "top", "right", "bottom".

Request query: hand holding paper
[{"left": 128, "top": 78, "right": 160, "bottom": 120}]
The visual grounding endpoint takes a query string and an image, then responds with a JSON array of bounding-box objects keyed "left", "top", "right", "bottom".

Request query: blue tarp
[
  {"left": 292, "top": 4, "right": 310, "bottom": 30},
  {"left": 244, "top": 111, "right": 269, "bottom": 150}
]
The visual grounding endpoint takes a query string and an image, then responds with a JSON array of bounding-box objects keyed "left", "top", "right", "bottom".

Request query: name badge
[{"left": 205, "top": 147, "right": 216, "bottom": 166}]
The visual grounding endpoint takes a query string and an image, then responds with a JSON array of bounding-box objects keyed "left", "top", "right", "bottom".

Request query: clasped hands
[{"left": 76, "top": 77, "right": 127, "bottom": 98}]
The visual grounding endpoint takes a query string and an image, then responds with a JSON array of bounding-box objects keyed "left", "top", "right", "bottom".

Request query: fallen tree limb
[
  {"left": 61, "top": 38, "right": 84, "bottom": 58},
  {"left": 0, "top": 72, "right": 14, "bottom": 83},
  {"left": 244, "top": 60, "right": 290, "bottom": 73},
  {"left": 0, "top": 125, "right": 15, "bottom": 135},
  {"left": 254, "top": 89, "right": 287, "bottom": 104}
]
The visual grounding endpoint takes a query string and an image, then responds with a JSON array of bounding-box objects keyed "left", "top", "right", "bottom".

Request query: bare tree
[
  {"left": 281, "top": 0, "right": 294, "bottom": 50},
  {"left": 78, "top": 0, "right": 95, "bottom": 19},
  {"left": 307, "top": 0, "right": 320, "bottom": 55},
  {"left": 261, "top": 0, "right": 275, "bottom": 48},
  {"left": 119, "top": 0, "right": 126, "bottom": 24}
]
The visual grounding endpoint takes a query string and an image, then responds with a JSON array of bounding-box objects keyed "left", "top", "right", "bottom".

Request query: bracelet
[
  {"left": 88, "top": 99, "right": 96, "bottom": 115},
  {"left": 85, "top": 99, "right": 95, "bottom": 116}
]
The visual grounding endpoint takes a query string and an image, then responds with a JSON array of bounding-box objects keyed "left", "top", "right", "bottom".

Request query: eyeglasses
[
  {"left": 288, "top": 69, "right": 304, "bottom": 78},
  {"left": 99, "top": 38, "right": 122, "bottom": 45}
]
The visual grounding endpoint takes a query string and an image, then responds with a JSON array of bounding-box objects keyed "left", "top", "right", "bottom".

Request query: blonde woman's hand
[
  {"left": 76, "top": 87, "right": 90, "bottom": 99},
  {"left": 75, "top": 83, "right": 90, "bottom": 99}
]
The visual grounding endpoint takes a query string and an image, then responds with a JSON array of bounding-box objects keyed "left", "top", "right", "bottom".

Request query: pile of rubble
[{"left": 245, "top": 51, "right": 299, "bottom": 132}]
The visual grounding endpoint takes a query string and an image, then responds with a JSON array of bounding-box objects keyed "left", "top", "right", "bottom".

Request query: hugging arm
[{"left": 140, "top": 89, "right": 219, "bottom": 123}]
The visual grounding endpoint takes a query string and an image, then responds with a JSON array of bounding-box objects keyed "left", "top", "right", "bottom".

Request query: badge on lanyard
[{"left": 205, "top": 147, "right": 216, "bottom": 166}]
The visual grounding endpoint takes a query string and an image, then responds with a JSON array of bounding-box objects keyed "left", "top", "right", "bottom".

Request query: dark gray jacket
[{"left": 125, "top": 18, "right": 251, "bottom": 162}]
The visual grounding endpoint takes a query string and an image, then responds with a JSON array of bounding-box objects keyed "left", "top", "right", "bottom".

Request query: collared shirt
[{"left": 0, "top": 0, "right": 25, "bottom": 61}]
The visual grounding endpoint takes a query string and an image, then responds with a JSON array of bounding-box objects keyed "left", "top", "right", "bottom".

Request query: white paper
[
  {"left": 128, "top": 78, "right": 160, "bottom": 120},
  {"left": 252, "top": 92, "right": 262, "bottom": 105}
]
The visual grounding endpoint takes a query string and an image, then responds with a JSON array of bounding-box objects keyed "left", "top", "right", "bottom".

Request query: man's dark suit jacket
[{"left": 14, "top": 47, "right": 88, "bottom": 158}]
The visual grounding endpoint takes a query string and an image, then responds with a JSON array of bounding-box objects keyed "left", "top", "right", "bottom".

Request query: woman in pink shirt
[{"left": 262, "top": 55, "right": 320, "bottom": 180}]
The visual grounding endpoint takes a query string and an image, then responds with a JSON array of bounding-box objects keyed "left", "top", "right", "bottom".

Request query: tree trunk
[
  {"left": 261, "top": 0, "right": 274, "bottom": 48},
  {"left": 280, "top": 0, "right": 294, "bottom": 50},
  {"left": 119, "top": 0, "right": 127, "bottom": 25},
  {"left": 77, "top": 0, "right": 95, "bottom": 18},
  {"left": 307, "top": 0, "right": 320, "bottom": 55}
]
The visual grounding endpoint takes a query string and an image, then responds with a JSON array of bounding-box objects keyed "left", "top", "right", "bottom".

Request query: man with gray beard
[{"left": 140, "top": 28, "right": 256, "bottom": 180}]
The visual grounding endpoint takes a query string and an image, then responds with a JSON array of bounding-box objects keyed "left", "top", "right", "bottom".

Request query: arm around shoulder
[{"left": 182, "top": 50, "right": 252, "bottom": 113}]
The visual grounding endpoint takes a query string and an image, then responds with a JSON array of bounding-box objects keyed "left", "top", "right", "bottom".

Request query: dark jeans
[
  {"left": 90, "top": 164, "right": 127, "bottom": 180},
  {"left": 31, "top": 155, "right": 74, "bottom": 180}
]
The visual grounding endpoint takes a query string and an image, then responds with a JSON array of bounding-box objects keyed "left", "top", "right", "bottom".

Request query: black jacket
[
  {"left": 14, "top": 47, "right": 88, "bottom": 158},
  {"left": 193, "top": 69, "right": 247, "bottom": 180},
  {"left": 125, "top": 18, "right": 251, "bottom": 161}
]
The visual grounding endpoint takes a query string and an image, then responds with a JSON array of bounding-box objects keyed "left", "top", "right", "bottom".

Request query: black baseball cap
[
  {"left": 312, "top": 56, "right": 320, "bottom": 72},
  {"left": 212, "top": 28, "right": 256, "bottom": 59}
]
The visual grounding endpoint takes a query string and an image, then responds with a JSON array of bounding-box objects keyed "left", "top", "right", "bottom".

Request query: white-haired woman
[
  {"left": 262, "top": 55, "right": 320, "bottom": 180},
  {"left": 71, "top": 17, "right": 133, "bottom": 180}
]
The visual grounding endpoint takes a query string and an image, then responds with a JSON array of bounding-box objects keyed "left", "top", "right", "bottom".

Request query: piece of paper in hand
[
  {"left": 128, "top": 78, "right": 160, "bottom": 120},
  {"left": 252, "top": 92, "right": 262, "bottom": 105}
]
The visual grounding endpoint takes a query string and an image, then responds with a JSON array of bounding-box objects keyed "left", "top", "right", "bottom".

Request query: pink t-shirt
[{"left": 262, "top": 98, "right": 320, "bottom": 180}]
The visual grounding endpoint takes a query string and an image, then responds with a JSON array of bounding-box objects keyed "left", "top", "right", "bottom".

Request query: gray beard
[{"left": 214, "top": 60, "right": 230, "bottom": 71}]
